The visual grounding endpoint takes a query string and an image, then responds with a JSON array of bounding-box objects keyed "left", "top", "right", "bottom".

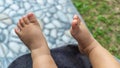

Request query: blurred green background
[{"left": 72, "top": 0, "right": 120, "bottom": 58}]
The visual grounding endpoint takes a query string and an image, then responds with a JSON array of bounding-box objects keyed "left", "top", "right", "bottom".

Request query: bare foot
[
  {"left": 70, "top": 15, "right": 95, "bottom": 54},
  {"left": 15, "top": 13, "right": 49, "bottom": 55}
]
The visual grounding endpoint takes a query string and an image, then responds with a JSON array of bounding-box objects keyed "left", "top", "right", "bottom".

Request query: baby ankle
[{"left": 83, "top": 40, "right": 98, "bottom": 56}]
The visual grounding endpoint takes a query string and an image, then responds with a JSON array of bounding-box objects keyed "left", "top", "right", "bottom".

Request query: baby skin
[
  {"left": 15, "top": 13, "right": 57, "bottom": 68},
  {"left": 70, "top": 15, "right": 120, "bottom": 68},
  {"left": 70, "top": 15, "right": 95, "bottom": 54},
  {"left": 15, "top": 13, "right": 120, "bottom": 68}
]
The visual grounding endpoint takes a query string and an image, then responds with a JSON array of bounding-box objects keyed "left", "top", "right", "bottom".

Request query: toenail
[
  {"left": 74, "top": 15, "right": 78, "bottom": 18},
  {"left": 23, "top": 16, "right": 26, "bottom": 18},
  {"left": 16, "top": 27, "right": 21, "bottom": 32},
  {"left": 28, "top": 13, "right": 34, "bottom": 17},
  {"left": 73, "top": 20, "right": 78, "bottom": 23},
  {"left": 28, "top": 12, "right": 32, "bottom": 14}
]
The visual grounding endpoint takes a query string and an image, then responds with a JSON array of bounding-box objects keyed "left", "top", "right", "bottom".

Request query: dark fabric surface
[{"left": 8, "top": 44, "right": 92, "bottom": 68}]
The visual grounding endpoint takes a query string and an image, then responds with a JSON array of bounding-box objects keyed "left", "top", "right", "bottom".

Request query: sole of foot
[{"left": 70, "top": 15, "right": 95, "bottom": 54}]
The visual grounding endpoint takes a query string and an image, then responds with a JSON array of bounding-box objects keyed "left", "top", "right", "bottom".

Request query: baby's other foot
[
  {"left": 70, "top": 15, "right": 95, "bottom": 53},
  {"left": 15, "top": 13, "right": 49, "bottom": 51}
]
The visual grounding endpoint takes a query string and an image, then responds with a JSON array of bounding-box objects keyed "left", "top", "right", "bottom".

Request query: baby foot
[
  {"left": 70, "top": 15, "right": 95, "bottom": 54},
  {"left": 15, "top": 13, "right": 49, "bottom": 52}
]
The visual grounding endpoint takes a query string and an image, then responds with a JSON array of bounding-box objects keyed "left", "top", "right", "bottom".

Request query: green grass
[{"left": 72, "top": 0, "right": 120, "bottom": 59}]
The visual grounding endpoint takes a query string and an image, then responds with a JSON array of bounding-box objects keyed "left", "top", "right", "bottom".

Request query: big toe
[
  {"left": 71, "top": 15, "right": 81, "bottom": 36},
  {"left": 71, "top": 20, "right": 79, "bottom": 36},
  {"left": 72, "top": 15, "right": 81, "bottom": 29},
  {"left": 15, "top": 27, "right": 21, "bottom": 37},
  {"left": 73, "top": 15, "right": 81, "bottom": 24},
  {"left": 27, "top": 13, "right": 38, "bottom": 24},
  {"left": 71, "top": 19, "right": 78, "bottom": 29},
  {"left": 71, "top": 18, "right": 81, "bottom": 31}
]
